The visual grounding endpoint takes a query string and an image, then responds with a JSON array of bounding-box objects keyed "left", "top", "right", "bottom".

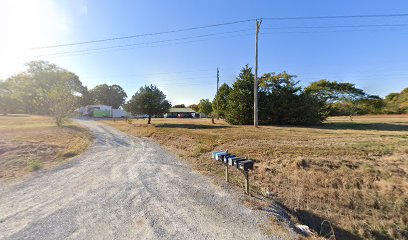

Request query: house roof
[{"left": 168, "top": 107, "right": 195, "bottom": 113}]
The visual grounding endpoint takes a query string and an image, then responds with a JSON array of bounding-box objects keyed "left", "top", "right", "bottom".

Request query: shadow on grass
[
  {"left": 155, "top": 123, "right": 230, "bottom": 129},
  {"left": 295, "top": 209, "right": 363, "bottom": 240},
  {"left": 312, "top": 123, "right": 408, "bottom": 132}
]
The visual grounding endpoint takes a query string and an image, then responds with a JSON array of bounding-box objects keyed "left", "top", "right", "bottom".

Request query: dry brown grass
[
  {"left": 105, "top": 115, "right": 408, "bottom": 239},
  {"left": 0, "top": 115, "right": 92, "bottom": 182}
]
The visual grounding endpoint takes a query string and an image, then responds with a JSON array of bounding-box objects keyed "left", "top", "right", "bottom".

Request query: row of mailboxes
[{"left": 212, "top": 151, "right": 254, "bottom": 172}]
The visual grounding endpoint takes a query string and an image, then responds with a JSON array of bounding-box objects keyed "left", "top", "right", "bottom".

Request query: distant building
[
  {"left": 164, "top": 107, "right": 200, "bottom": 118},
  {"left": 79, "top": 105, "right": 131, "bottom": 118}
]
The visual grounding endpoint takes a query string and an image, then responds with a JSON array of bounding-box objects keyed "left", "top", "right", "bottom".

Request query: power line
[
  {"left": 29, "top": 13, "right": 408, "bottom": 50},
  {"left": 263, "top": 23, "right": 408, "bottom": 30},
  {"left": 33, "top": 24, "right": 408, "bottom": 59},
  {"left": 34, "top": 29, "right": 253, "bottom": 57},
  {"left": 30, "top": 19, "right": 256, "bottom": 50},
  {"left": 262, "top": 13, "right": 408, "bottom": 21},
  {"left": 36, "top": 32, "right": 254, "bottom": 58},
  {"left": 261, "top": 27, "right": 408, "bottom": 34}
]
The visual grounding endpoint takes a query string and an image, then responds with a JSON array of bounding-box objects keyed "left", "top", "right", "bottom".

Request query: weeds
[{"left": 28, "top": 159, "right": 42, "bottom": 171}]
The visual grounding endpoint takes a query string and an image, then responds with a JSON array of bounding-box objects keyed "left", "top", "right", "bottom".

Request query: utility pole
[
  {"left": 216, "top": 67, "right": 220, "bottom": 120},
  {"left": 254, "top": 19, "right": 262, "bottom": 127}
]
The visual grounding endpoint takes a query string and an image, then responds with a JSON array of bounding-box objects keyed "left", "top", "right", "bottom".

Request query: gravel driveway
[{"left": 0, "top": 120, "right": 280, "bottom": 239}]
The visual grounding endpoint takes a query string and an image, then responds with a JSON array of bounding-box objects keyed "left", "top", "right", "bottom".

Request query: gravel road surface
[{"left": 0, "top": 120, "right": 279, "bottom": 239}]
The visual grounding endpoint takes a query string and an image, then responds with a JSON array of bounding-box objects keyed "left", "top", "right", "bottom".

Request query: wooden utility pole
[
  {"left": 216, "top": 67, "right": 220, "bottom": 120},
  {"left": 254, "top": 19, "right": 262, "bottom": 127}
]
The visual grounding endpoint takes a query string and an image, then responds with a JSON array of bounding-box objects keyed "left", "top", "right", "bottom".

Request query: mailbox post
[
  {"left": 225, "top": 164, "right": 229, "bottom": 182},
  {"left": 244, "top": 170, "right": 249, "bottom": 195},
  {"left": 212, "top": 151, "right": 254, "bottom": 195}
]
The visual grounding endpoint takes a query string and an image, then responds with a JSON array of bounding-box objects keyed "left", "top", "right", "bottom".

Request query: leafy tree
[
  {"left": 173, "top": 104, "right": 186, "bottom": 108},
  {"left": 0, "top": 80, "right": 16, "bottom": 115},
  {"left": 305, "top": 79, "right": 368, "bottom": 117},
  {"left": 90, "top": 84, "right": 127, "bottom": 108},
  {"left": 78, "top": 86, "right": 95, "bottom": 106},
  {"left": 225, "top": 65, "right": 254, "bottom": 125},
  {"left": 259, "top": 72, "right": 327, "bottom": 125},
  {"left": 125, "top": 85, "right": 171, "bottom": 124},
  {"left": 198, "top": 99, "right": 212, "bottom": 115},
  {"left": 355, "top": 95, "right": 384, "bottom": 115},
  {"left": 2, "top": 61, "right": 85, "bottom": 119},
  {"left": 305, "top": 79, "right": 366, "bottom": 103},
  {"left": 189, "top": 104, "right": 199, "bottom": 112},
  {"left": 384, "top": 88, "right": 408, "bottom": 113},
  {"left": 212, "top": 83, "right": 230, "bottom": 119},
  {"left": 198, "top": 98, "right": 214, "bottom": 124},
  {"left": 48, "top": 82, "right": 77, "bottom": 126}
]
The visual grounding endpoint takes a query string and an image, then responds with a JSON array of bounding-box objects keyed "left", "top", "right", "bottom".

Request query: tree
[
  {"left": 225, "top": 65, "right": 254, "bottom": 125},
  {"left": 125, "top": 85, "right": 171, "bottom": 124},
  {"left": 90, "top": 84, "right": 127, "bottom": 108},
  {"left": 198, "top": 98, "right": 214, "bottom": 123},
  {"left": 305, "top": 79, "right": 368, "bottom": 117},
  {"left": 0, "top": 80, "right": 16, "bottom": 115},
  {"left": 173, "top": 104, "right": 186, "bottom": 108},
  {"left": 3, "top": 61, "right": 85, "bottom": 116},
  {"left": 48, "top": 82, "right": 77, "bottom": 126},
  {"left": 212, "top": 83, "right": 230, "bottom": 119},
  {"left": 384, "top": 88, "right": 408, "bottom": 113},
  {"left": 189, "top": 104, "right": 199, "bottom": 112},
  {"left": 78, "top": 86, "right": 95, "bottom": 106},
  {"left": 259, "top": 72, "right": 327, "bottom": 125}
]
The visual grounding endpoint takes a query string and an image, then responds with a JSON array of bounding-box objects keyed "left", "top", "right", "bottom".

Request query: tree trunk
[{"left": 148, "top": 115, "right": 151, "bottom": 124}]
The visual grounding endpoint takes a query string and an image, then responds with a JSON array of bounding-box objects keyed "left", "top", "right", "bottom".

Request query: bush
[{"left": 28, "top": 159, "right": 42, "bottom": 171}]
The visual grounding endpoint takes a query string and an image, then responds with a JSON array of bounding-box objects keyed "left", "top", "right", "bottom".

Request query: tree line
[
  {"left": 1, "top": 61, "right": 406, "bottom": 126},
  {"left": 195, "top": 65, "right": 407, "bottom": 125}
]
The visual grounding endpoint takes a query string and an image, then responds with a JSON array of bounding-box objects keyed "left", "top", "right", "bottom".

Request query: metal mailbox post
[{"left": 212, "top": 151, "right": 255, "bottom": 195}]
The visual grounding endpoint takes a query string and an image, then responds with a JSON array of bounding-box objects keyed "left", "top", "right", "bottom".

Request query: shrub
[{"left": 28, "top": 159, "right": 42, "bottom": 171}]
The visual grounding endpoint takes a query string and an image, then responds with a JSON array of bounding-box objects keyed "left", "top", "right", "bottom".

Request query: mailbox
[
  {"left": 228, "top": 157, "right": 245, "bottom": 166},
  {"left": 212, "top": 151, "right": 226, "bottom": 159},
  {"left": 222, "top": 155, "right": 235, "bottom": 163},
  {"left": 237, "top": 160, "right": 254, "bottom": 171},
  {"left": 215, "top": 153, "right": 231, "bottom": 161}
]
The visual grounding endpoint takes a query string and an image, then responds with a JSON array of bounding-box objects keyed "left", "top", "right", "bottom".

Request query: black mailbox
[
  {"left": 237, "top": 160, "right": 254, "bottom": 171},
  {"left": 218, "top": 153, "right": 230, "bottom": 162},
  {"left": 222, "top": 155, "right": 235, "bottom": 163},
  {"left": 228, "top": 157, "right": 245, "bottom": 166}
]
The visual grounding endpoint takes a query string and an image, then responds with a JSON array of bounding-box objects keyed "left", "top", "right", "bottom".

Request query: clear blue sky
[{"left": 1, "top": 0, "right": 408, "bottom": 105}]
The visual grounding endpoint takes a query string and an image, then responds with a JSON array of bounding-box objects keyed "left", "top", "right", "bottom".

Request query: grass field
[
  {"left": 0, "top": 115, "right": 92, "bottom": 181},
  {"left": 106, "top": 115, "right": 408, "bottom": 239}
]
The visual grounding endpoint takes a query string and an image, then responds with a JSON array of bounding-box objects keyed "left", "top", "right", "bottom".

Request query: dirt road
[{"left": 0, "top": 120, "right": 282, "bottom": 239}]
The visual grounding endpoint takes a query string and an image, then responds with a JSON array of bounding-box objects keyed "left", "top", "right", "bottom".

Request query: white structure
[
  {"left": 79, "top": 105, "right": 131, "bottom": 118},
  {"left": 112, "top": 109, "right": 131, "bottom": 118},
  {"left": 80, "top": 105, "right": 112, "bottom": 115}
]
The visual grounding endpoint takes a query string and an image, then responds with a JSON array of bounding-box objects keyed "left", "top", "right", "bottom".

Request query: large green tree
[
  {"left": 212, "top": 83, "right": 230, "bottom": 119},
  {"left": 225, "top": 65, "right": 254, "bottom": 125},
  {"left": 90, "top": 84, "right": 127, "bottom": 108},
  {"left": 259, "top": 72, "right": 327, "bottom": 125},
  {"left": 305, "top": 79, "right": 372, "bottom": 117},
  {"left": 2, "top": 61, "right": 86, "bottom": 125},
  {"left": 384, "top": 88, "right": 408, "bottom": 113},
  {"left": 125, "top": 85, "right": 171, "bottom": 124}
]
